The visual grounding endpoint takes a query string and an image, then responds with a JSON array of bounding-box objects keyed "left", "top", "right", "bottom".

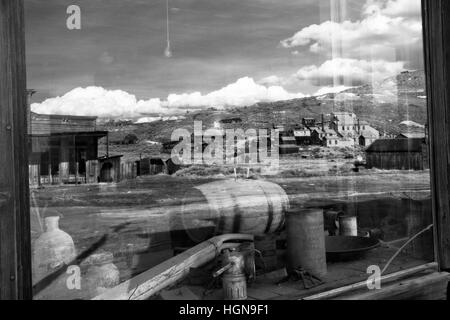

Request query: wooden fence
[{"left": 120, "top": 162, "right": 138, "bottom": 180}]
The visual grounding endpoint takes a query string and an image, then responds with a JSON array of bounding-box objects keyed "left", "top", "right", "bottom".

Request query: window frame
[
  {"left": 422, "top": 0, "right": 450, "bottom": 271},
  {"left": 0, "top": 0, "right": 448, "bottom": 300},
  {"left": 0, "top": 0, "right": 31, "bottom": 300}
]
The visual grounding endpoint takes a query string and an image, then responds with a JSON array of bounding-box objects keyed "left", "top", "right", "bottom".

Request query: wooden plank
[
  {"left": 338, "top": 272, "right": 450, "bottom": 300},
  {"left": 93, "top": 235, "right": 253, "bottom": 300},
  {"left": 422, "top": 0, "right": 450, "bottom": 269},
  {"left": 302, "top": 263, "right": 438, "bottom": 300},
  {"left": 0, "top": 0, "right": 31, "bottom": 300}
]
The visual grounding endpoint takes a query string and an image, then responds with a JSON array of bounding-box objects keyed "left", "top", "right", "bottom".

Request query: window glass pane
[{"left": 26, "top": 0, "right": 433, "bottom": 300}]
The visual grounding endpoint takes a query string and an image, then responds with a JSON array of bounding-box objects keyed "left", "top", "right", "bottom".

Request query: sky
[{"left": 25, "top": 0, "right": 424, "bottom": 120}]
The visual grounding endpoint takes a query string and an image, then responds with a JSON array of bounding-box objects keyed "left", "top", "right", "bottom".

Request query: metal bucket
[
  {"left": 286, "top": 208, "right": 327, "bottom": 277},
  {"left": 339, "top": 215, "right": 358, "bottom": 236}
]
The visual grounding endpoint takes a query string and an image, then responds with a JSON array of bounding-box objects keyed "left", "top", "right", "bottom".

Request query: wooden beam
[
  {"left": 94, "top": 234, "right": 253, "bottom": 300},
  {"left": 302, "top": 263, "right": 439, "bottom": 300},
  {"left": 422, "top": 0, "right": 450, "bottom": 270},
  {"left": 338, "top": 272, "right": 450, "bottom": 300},
  {"left": 0, "top": 0, "right": 32, "bottom": 300}
]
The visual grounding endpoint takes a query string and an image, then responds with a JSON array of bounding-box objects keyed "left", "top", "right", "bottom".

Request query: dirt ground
[
  {"left": 30, "top": 159, "right": 432, "bottom": 299},
  {"left": 30, "top": 165, "right": 431, "bottom": 248}
]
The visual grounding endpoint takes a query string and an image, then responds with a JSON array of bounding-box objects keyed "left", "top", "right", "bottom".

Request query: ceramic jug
[{"left": 32, "top": 216, "right": 77, "bottom": 284}]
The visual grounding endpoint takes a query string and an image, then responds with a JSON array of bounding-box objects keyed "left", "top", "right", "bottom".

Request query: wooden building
[
  {"left": 136, "top": 158, "right": 166, "bottom": 176},
  {"left": 29, "top": 131, "right": 107, "bottom": 185},
  {"left": 323, "top": 135, "right": 354, "bottom": 148},
  {"left": 30, "top": 112, "right": 98, "bottom": 134},
  {"left": 279, "top": 136, "right": 299, "bottom": 155},
  {"left": 396, "top": 132, "right": 426, "bottom": 139},
  {"left": 98, "top": 155, "right": 123, "bottom": 182},
  {"left": 293, "top": 125, "right": 312, "bottom": 146},
  {"left": 365, "top": 138, "right": 429, "bottom": 170},
  {"left": 120, "top": 160, "right": 138, "bottom": 181},
  {"left": 28, "top": 112, "right": 109, "bottom": 186}
]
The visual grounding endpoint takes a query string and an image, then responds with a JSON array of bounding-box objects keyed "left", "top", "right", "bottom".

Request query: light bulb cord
[{"left": 166, "top": 0, "right": 170, "bottom": 45}]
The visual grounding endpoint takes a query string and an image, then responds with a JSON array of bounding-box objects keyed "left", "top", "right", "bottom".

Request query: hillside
[{"left": 98, "top": 70, "right": 428, "bottom": 161}]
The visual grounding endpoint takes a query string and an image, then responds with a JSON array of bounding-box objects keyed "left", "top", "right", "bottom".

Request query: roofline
[
  {"left": 365, "top": 138, "right": 425, "bottom": 153},
  {"left": 29, "top": 130, "right": 108, "bottom": 138},
  {"left": 98, "top": 155, "right": 123, "bottom": 160},
  {"left": 32, "top": 112, "right": 98, "bottom": 121}
]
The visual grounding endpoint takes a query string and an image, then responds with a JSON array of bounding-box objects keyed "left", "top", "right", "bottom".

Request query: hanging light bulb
[
  {"left": 164, "top": 42, "right": 172, "bottom": 58},
  {"left": 164, "top": 45, "right": 172, "bottom": 58},
  {"left": 164, "top": 0, "right": 172, "bottom": 58}
]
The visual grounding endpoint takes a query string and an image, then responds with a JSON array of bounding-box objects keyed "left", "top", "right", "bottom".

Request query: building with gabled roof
[
  {"left": 396, "top": 132, "right": 426, "bottom": 139},
  {"left": 365, "top": 138, "right": 429, "bottom": 170}
]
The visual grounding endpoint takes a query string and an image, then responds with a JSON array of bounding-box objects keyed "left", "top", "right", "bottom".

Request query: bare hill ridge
[{"left": 100, "top": 70, "right": 427, "bottom": 146}]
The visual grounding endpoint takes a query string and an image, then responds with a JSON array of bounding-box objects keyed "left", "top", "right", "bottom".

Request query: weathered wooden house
[
  {"left": 120, "top": 159, "right": 138, "bottom": 181},
  {"left": 29, "top": 112, "right": 99, "bottom": 135},
  {"left": 97, "top": 155, "right": 123, "bottom": 182},
  {"left": 279, "top": 136, "right": 299, "bottom": 155},
  {"left": 323, "top": 135, "right": 354, "bottom": 148},
  {"left": 137, "top": 158, "right": 166, "bottom": 176},
  {"left": 28, "top": 112, "right": 108, "bottom": 186},
  {"left": 365, "top": 138, "right": 429, "bottom": 170},
  {"left": 293, "top": 125, "right": 312, "bottom": 146}
]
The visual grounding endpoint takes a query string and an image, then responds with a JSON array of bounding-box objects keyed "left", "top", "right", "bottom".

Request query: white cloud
[
  {"left": 295, "top": 58, "right": 405, "bottom": 86},
  {"left": 314, "top": 85, "right": 352, "bottom": 96},
  {"left": 280, "top": 0, "right": 422, "bottom": 61},
  {"left": 31, "top": 86, "right": 171, "bottom": 118},
  {"left": 31, "top": 77, "right": 306, "bottom": 119},
  {"left": 165, "top": 77, "right": 305, "bottom": 109},
  {"left": 258, "top": 75, "right": 284, "bottom": 86},
  {"left": 364, "top": 0, "right": 421, "bottom": 18},
  {"left": 400, "top": 120, "right": 424, "bottom": 128},
  {"left": 135, "top": 116, "right": 185, "bottom": 124}
]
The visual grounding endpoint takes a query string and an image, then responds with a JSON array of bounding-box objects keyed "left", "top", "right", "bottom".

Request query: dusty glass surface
[{"left": 26, "top": 0, "right": 433, "bottom": 300}]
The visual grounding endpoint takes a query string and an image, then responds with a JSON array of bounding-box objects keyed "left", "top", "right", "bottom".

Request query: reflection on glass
[{"left": 26, "top": 0, "right": 433, "bottom": 300}]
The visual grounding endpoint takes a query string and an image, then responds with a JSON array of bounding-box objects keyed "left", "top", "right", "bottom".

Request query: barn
[{"left": 365, "top": 138, "right": 429, "bottom": 170}]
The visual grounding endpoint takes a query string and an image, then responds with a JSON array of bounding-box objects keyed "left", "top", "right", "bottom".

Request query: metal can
[
  {"left": 339, "top": 215, "right": 358, "bottom": 236},
  {"left": 286, "top": 208, "right": 327, "bottom": 277},
  {"left": 223, "top": 273, "right": 247, "bottom": 300}
]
